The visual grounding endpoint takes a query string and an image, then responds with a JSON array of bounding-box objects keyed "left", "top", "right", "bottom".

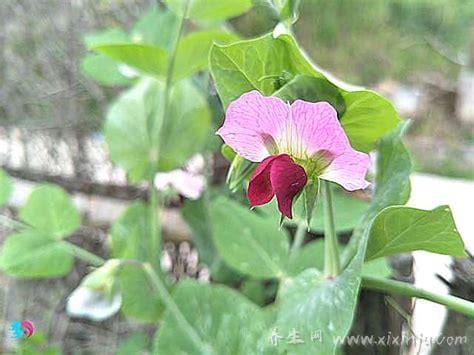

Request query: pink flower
[{"left": 217, "top": 90, "right": 370, "bottom": 219}]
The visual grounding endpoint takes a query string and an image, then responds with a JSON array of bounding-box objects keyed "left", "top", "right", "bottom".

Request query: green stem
[
  {"left": 362, "top": 276, "right": 474, "bottom": 317},
  {"left": 322, "top": 181, "right": 340, "bottom": 277},
  {"left": 290, "top": 221, "right": 306, "bottom": 257},
  {"left": 63, "top": 241, "right": 105, "bottom": 267},
  {"left": 142, "top": 262, "right": 211, "bottom": 353}
]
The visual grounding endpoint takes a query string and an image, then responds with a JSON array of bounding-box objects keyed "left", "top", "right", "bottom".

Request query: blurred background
[{"left": 0, "top": 0, "right": 473, "bottom": 354}]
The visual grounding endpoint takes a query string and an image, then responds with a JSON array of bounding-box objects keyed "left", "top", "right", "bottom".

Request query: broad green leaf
[
  {"left": 159, "top": 79, "right": 211, "bottom": 170},
  {"left": 84, "top": 28, "right": 128, "bottom": 49},
  {"left": 366, "top": 205, "right": 466, "bottom": 261},
  {"left": 0, "top": 169, "right": 12, "bottom": 206},
  {"left": 105, "top": 78, "right": 211, "bottom": 181},
  {"left": 275, "top": 262, "right": 362, "bottom": 354},
  {"left": 0, "top": 232, "right": 74, "bottom": 278},
  {"left": 210, "top": 34, "right": 400, "bottom": 152},
  {"left": 288, "top": 240, "right": 392, "bottom": 278},
  {"left": 274, "top": 75, "right": 346, "bottom": 115},
  {"left": 19, "top": 184, "right": 80, "bottom": 238},
  {"left": 210, "top": 196, "right": 289, "bottom": 279},
  {"left": 370, "top": 121, "right": 412, "bottom": 214},
  {"left": 308, "top": 190, "right": 369, "bottom": 233},
  {"left": 93, "top": 43, "right": 167, "bottom": 78},
  {"left": 81, "top": 54, "right": 133, "bottom": 86},
  {"left": 110, "top": 203, "right": 164, "bottom": 322},
  {"left": 118, "top": 263, "right": 164, "bottom": 323},
  {"left": 210, "top": 34, "right": 318, "bottom": 108},
  {"left": 240, "top": 279, "right": 266, "bottom": 306},
  {"left": 154, "top": 280, "right": 268, "bottom": 354},
  {"left": 110, "top": 202, "right": 157, "bottom": 262},
  {"left": 340, "top": 90, "right": 400, "bottom": 152},
  {"left": 131, "top": 6, "right": 179, "bottom": 49},
  {"left": 117, "top": 332, "right": 149, "bottom": 355},
  {"left": 165, "top": 0, "right": 252, "bottom": 21},
  {"left": 182, "top": 198, "right": 216, "bottom": 266},
  {"left": 105, "top": 78, "right": 163, "bottom": 181},
  {"left": 342, "top": 122, "right": 412, "bottom": 265},
  {"left": 174, "top": 30, "right": 239, "bottom": 80}
]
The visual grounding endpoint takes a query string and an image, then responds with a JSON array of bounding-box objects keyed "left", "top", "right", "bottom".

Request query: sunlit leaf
[
  {"left": 154, "top": 280, "right": 267, "bottom": 353},
  {"left": 19, "top": 184, "right": 80, "bottom": 239},
  {"left": 81, "top": 54, "right": 133, "bottom": 86},
  {"left": 0, "top": 231, "right": 74, "bottom": 278},
  {"left": 366, "top": 205, "right": 466, "bottom": 260},
  {"left": 210, "top": 196, "right": 289, "bottom": 279}
]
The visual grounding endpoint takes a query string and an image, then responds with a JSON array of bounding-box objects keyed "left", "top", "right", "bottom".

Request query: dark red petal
[
  {"left": 247, "top": 155, "right": 280, "bottom": 207},
  {"left": 269, "top": 155, "right": 308, "bottom": 219}
]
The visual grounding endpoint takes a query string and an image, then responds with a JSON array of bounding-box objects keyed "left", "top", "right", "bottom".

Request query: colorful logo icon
[{"left": 9, "top": 320, "right": 34, "bottom": 339}]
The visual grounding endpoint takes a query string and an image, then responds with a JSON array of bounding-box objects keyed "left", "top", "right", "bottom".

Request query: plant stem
[
  {"left": 362, "top": 276, "right": 474, "bottom": 317},
  {"left": 63, "top": 241, "right": 105, "bottom": 267},
  {"left": 142, "top": 262, "right": 210, "bottom": 353},
  {"left": 290, "top": 221, "right": 306, "bottom": 257},
  {"left": 322, "top": 181, "right": 340, "bottom": 277}
]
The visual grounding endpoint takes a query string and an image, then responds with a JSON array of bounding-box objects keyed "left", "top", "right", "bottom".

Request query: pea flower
[{"left": 217, "top": 90, "right": 370, "bottom": 218}]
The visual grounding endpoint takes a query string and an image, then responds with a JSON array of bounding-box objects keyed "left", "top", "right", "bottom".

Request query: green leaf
[
  {"left": 0, "top": 169, "right": 12, "bottom": 206},
  {"left": 131, "top": 6, "right": 179, "bottom": 49},
  {"left": 174, "top": 30, "right": 239, "bottom": 80},
  {"left": 274, "top": 75, "right": 346, "bottom": 115},
  {"left": 366, "top": 205, "right": 466, "bottom": 261},
  {"left": 92, "top": 43, "right": 167, "bottom": 79},
  {"left": 159, "top": 79, "right": 211, "bottom": 171},
  {"left": 164, "top": 0, "right": 252, "bottom": 21},
  {"left": 210, "top": 196, "right": 289, "bottom": 279},
  {"left": 0, "top": 231, "right": 74, "bottom": 278},
  {"left": 220, "top": 144, "right": 236, "bottom": 162},
  {"left": 83, "top": 28, "right": 129, "bottom": 49},
  {"left": 110, "top": 203, "right": 164, "bottom": 322},
  {"left": 210, "top": 34, "right": 400, "bottom": 151},
  {"left": 275, "top": 264, "right": 361, "bottom": 354},
  {"left": 182, "top": 198, "right": 216, "bottom": 266},
  {"left": 341, "top": 90, "right": 401, "bottom": 152},
  {"left": 19, "top": 184, "right": 80, "bottom": 238},
  {"left": 81, "top": 54, "right": 133, "bottom": 86},
  {"left": 110, "top": 202, "right": 156, "bottom": 261},
  {"left": 154, "top": 280, "right": 267, "bottom": 354},
  {"left": 105, "top": 78, "right": 210, "bottom": 181},
  {"left": 288, "top": 240, "right": 391, "bottom": 278},
  {"left": 117, "top": 332, "right": 149, "bottom": 355},
  {"left": 370, "top": 121, "right": 412, "bottom": 214},
  {"left": 118, "top": 263, "right": 164, "bottom": 323}
]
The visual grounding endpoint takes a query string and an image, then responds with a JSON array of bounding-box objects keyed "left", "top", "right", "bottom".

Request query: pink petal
[
  {"left": 247, "top": 155, "right": 279, "bottom": 207},
  {"left": 217, "top": 91, "right": 289, "bottom": 162},
  {"left": 319, "top": 149, "right": 371, "bottom": 191},
  {"left": 289, "top": 100, "right": 350, "bottom": 158},
  {"left": 269, "top": 154, "right": 307, "bottom": 219}
]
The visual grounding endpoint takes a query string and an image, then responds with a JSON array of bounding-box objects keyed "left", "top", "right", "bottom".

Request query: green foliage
[
  {"left": 366, "top": 205, "right": 466, "bottom": 261},
  {"left": 164, "top": 0, "right": 253, "bottom": 21},
  {"left": 0, "top": 184, "right": 80, "bottom": 278},
  {"left": 210, "top": 34, "right": 400, "bottom": 153},
  {"left": 81, "top": 55, "right": 134, "bottom": 86},
  {"left": 154, "top": 280, "right": 268, "bottom": 354},
  {"left": 110, "top": 203, "right": 164, "bottom": 322},
  {"left": 19, "top": 184, "right": 80, "bottom": 238},
  {"left": 92, "top": 43, "right": 168, "bottom": 79},
  {"left": 210, "top": 196, "right": 289, "bottom": 279},
  {"left": 104, "top": 78, "right": 211, "bottom": 181},
  {"left": 0, "top": 231, "right": 74, "bottom": 278},
  {"left": 0, "top": 169, "right": 12, "bottom": 206},
  {"left": 117, "top": 332, "right": 149, "bottom": 355}
]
